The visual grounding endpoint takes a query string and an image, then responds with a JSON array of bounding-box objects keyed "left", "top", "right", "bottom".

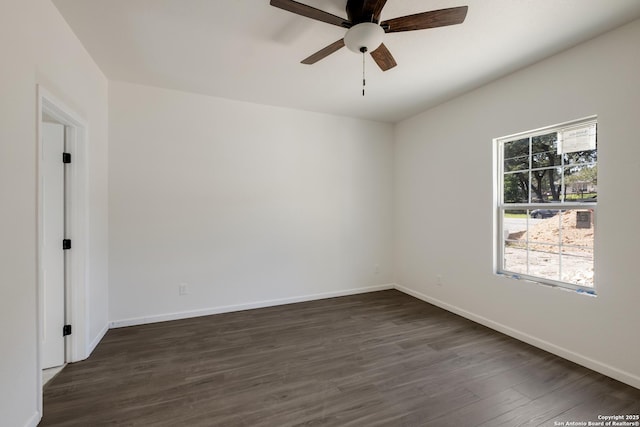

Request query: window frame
[{"left": 495, "top": 116, "right": 597, "bottom": 293}]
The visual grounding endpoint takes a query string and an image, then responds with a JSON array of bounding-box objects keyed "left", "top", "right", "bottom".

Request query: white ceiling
[{"left": 52, "top": 0, "right": 640, "bottom": 123}]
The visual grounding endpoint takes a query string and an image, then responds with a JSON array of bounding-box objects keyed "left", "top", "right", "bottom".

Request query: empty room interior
[{"left": 2, "top": 0, "right": 640, "bottom": 426}]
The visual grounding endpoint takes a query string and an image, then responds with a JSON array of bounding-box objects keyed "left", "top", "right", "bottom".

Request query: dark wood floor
[{"left": 41, "top": 290, "right": 639, "bottom": 426}]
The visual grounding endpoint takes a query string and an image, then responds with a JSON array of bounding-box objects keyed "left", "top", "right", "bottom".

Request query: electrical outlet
[
  {"left": 178, "top": 283, "right": 188, "bottom": 296},
  {"left": 436, "top": 275, "right": 443, "bottom": 286}
]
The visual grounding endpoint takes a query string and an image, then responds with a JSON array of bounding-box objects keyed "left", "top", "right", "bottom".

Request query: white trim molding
[
  {"left": 110, "top": 284, "right": 394, "bottom": 328},
  {"left": 24, "top": 411, "right": 41, "bottom": 427},
  {"left": 88, "top": 323, "right": 110, "bottom": 355},
  {"left": 36, "top": 85, "right": 90, "bottom": 417}
]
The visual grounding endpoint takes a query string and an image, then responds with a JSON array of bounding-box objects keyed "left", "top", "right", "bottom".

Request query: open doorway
[{"left": 36, "top": 86, "right": 89, "bottom": 414}]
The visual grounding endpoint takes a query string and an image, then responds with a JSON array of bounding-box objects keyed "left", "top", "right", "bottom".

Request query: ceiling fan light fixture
[
  {"left": 270, "top": 0, "right": 468, "bottom": 72},
  {"left": 344, "top": 22, "right": 384, "bottom": 53}
]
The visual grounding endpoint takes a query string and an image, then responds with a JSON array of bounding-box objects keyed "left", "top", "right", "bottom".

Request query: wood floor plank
[
  {"left": 476, "top": 374, "right": 601, "bottom": 426},
  {"left": 420, "top": 387, "right": 531, "bottom": 427},
  {"left": 41, "top": 290, "right": 640, "bottom": 426}
]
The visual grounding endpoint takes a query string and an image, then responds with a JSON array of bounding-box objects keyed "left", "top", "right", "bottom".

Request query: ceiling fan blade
[
  {"left": 381, "top": 6, "right": 468, "bottom": 33},
  {"left": 270, "top": 0, "right": 351, "bottom": 28},
  {"left": 370, "top": 43, "right": 397, "bottom": 71},
  {"left": 301, "top": 39, "right": 345, "bottom": 64},
  {"left": 346, "top": 0, "right": 388, "bottom": 23}
]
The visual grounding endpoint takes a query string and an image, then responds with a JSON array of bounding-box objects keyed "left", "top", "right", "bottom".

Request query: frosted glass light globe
[{"left": 344, "top": 22, "right": 384, "bottom": 53}]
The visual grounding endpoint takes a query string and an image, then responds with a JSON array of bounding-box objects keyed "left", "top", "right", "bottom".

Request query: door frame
[{"left": 36, "top": 85, "right": 89, "bottom": 411}]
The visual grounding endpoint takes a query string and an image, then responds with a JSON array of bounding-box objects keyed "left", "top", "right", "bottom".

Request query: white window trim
[{"left": 495, "top": 116, "right": 597, "bottom": 294}]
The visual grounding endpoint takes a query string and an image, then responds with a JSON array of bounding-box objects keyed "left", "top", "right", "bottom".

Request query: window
[{"left": 496, "top": 117, "right": 597, "bottom": 292}]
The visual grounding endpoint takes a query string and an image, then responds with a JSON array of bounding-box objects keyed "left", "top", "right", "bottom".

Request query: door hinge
[
  {"left": 63, "top": 239, "right": 72, "bottom": 250},
  {"left": 63, "top": 325, "right": 72, "bottom": 336},
  {"left": 62, "top": 152, "right": 71, "bottom": 164}
]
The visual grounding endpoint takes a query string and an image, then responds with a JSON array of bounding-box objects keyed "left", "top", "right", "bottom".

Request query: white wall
[
  {"left": 394, "top": 19, "right": 640, "bottom": 388},
  {"left": 0, "top": 1, "right": 109, "bottom": 426},
  {"left": 108, "top": 82, "right": 394, "bottom": 324}
]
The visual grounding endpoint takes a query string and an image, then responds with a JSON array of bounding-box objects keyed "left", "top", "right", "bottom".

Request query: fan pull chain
[{"left": 360, "top": 47, "right": 367, "bottom": 96}]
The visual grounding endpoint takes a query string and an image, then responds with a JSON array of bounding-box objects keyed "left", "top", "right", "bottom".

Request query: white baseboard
[
  {"left": 110, "top": 284, "right": 395, "bottom": 329},
  {"left": 393, "top": 283, "right": 640, "bottom": 390},
  {"left": 87, "top": 322, "right": 109, "bottom": 356},
  {"left": 24, "top": 411, "right": 40, "bottom": 427}
]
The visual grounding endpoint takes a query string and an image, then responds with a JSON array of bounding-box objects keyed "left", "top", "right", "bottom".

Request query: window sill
[{"left": 496, "top": 272, "right": 597, "bottom": 297}]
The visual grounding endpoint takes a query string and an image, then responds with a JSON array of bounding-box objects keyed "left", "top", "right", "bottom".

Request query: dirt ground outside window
[{"left": 505, "top": 210, "right": 594, "bottom": 287}]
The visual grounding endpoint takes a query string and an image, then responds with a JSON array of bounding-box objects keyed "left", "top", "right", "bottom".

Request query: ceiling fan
[{"left": 270, "top": 0, "right": 469, "bottom": 72}]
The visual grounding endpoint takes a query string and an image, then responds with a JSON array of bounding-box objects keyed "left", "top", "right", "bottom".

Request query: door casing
[{"left": 36, "top": 85, "right": 89, "bottom": 415}]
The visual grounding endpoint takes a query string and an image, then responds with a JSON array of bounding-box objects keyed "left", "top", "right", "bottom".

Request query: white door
[{"left": 42, "top": 122, "right": 66, "bottom": 369}]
